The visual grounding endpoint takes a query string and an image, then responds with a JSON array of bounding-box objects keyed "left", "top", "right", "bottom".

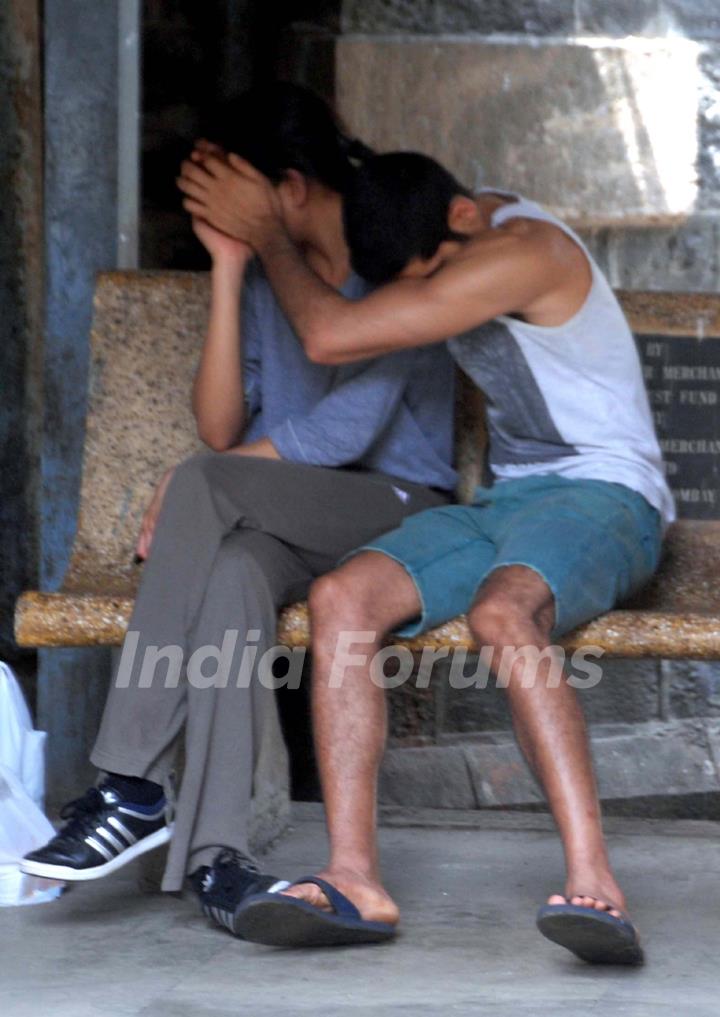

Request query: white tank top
[{"left": 447, "top": 190, "right": 676, "bottom": 528}]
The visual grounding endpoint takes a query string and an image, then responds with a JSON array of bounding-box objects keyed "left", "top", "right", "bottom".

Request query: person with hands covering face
[{"left": 21, "top": 86, "right": 457, "bottom": 939}]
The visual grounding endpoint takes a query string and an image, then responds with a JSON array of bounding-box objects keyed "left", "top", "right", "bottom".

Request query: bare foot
[
  {"left": 547, "top": 867, "right": 628, "bottom": 921},
  {"left": 282, "top": 867, "right": 400, "bottom": 926}
]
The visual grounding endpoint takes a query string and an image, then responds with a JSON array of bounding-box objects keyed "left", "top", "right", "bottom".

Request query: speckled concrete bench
[{"left": 15, "top": 273, "right": 720, "bottom": 659}]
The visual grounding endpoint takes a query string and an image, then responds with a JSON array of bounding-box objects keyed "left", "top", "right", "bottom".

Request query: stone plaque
[{"left": 638, "top": 335, "right": 720, "bottom": 519}]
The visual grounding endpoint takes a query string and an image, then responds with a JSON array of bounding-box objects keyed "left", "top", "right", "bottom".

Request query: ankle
[
  {"left": 565, "top": 838, "right": 612, "bottom": 871},
  {"left": 327, "top": 858, "right": 379, "bottom": 883},
  {"left": 104, "top": 772, "right": 164, "bottom": 806},
  {"left": 565, "top": 857, "right": 625, "bottom": 900}
]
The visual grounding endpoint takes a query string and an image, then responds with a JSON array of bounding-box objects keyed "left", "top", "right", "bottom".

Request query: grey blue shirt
[{"left": 242, "top": 261, "right": 457, "bottom": 491}]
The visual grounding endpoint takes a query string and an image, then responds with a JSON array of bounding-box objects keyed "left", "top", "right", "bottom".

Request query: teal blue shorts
[{"left": 357, "top": 474, "right": 663, "bottom": 638}]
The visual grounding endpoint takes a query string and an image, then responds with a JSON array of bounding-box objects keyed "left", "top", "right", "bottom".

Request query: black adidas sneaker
[
  {"left": 20, "top": 782, "right": 172, "bottom": 881},
  {"left": 199, "top": 848, "right": 289, "bottom": 936}
]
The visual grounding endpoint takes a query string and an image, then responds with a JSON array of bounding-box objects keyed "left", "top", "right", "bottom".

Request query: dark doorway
[{"left": 141, "top": 0, "right": 341, "bottom": 268}]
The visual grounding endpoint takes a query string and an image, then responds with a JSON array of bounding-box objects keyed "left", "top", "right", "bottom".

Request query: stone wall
[
  {"left": 341, "top": 1, "right": 720, "bottom": 38},
  {"left": 336, "top": 0, "right": 720, "bottom": 292},
  {"left": 387, "top": 657, "right": 720, "bottom": 741}
]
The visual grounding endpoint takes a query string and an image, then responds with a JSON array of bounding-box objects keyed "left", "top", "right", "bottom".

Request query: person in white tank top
[{"left": 180, "top": 147, "right": 669, "bottom": 964}]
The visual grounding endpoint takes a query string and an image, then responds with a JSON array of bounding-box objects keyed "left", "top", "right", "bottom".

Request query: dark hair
[
  {"left": 343, "top": 152, "right": 473, "bottom": 284},
  {"left": 207, "top": 82, "right": 373, "bottom": 194}
]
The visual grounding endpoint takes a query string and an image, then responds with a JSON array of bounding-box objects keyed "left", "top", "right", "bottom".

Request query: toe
[
  {"left": 570, "top": 895, "right": 596, "bottom": 908},
  {"left": 588, "top": 898, "right": 624, "bottom": 919},
  {"left": 547, "top": 893, "right": 568, "bottom": 906},
  {"left": 568, "top": 894, "right": 626, "bottom": 920}
]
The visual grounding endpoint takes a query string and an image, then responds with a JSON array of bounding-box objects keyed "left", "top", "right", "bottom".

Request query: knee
[
  {"left": 468, "top": 593, "right": 533, "bottom": 649},
  {"left": 172, "top": 450, "right": 222, "bottom": 489},
  {"left": 308, "top": 568, "right": 375, "bottom": 631},
  {"left": 172, "top": 450, "right": 266, "bottom": 504},
  {"left": 210, "top": 531, "right": 257, "bottom": 580},
  {"left": 308, "top": 571, "right": 352, "bottom": 624}
]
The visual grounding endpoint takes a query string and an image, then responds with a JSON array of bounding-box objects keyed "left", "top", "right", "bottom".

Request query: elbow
[
  {"left": 304, "top": 326, "right": 345, "bottom": 366},
  {"left": 198, "top": 432, "right": 230, "bottom": 453},
  {"left": 204, "top": 436, "right": 231, "bottom": 453},
  {"left": 195, "top": 422, "right": 240, "bottom": 452}
]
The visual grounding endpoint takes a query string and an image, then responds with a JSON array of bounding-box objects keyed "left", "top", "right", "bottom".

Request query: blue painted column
[{"left": 40, "top": 0, "right": 139, "bottom": 804}]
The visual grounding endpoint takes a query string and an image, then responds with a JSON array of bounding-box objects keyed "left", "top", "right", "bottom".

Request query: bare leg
[
  {"left": 468, "top": 565, "right": 626, "bottom": 919},
  {"left": 283, "top": 551, "right": 421, "bottom": 924},
  {"left": 286, "top": 557, "right": 626, "bottom": 927}
]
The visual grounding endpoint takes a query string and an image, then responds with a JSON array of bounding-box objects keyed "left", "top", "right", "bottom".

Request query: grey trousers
[{"left": 90, "top": 452, "right": 445, "bottom": 891}]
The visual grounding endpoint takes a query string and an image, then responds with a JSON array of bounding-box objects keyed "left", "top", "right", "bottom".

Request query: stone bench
[{"left": 14, "top": 273, "right": 720, "bottom": 660}]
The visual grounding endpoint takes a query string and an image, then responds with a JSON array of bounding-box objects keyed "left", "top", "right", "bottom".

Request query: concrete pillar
[{"left": 40, "top": 0, "right": 140, "bottom": 804}]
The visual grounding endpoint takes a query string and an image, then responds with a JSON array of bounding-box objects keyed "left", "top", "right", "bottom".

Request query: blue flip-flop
[
  {"left": 536, "top": 897, "right": 644, "bottom": 966},
  {"left": 234, "top": 875, "right": 398, "bottom": 947}
]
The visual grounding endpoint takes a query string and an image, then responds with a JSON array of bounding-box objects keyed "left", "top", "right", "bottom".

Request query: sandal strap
[{"left": 290, "top": 876, "right": 361, "bottom": 921}]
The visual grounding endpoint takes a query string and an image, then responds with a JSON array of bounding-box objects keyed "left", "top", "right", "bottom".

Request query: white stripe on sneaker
[
  {"left": 96, "top": 826, "right": 125, "bottom": 854},
  {"left": 119, "top": 804, "right": 165, "bottom": 820},
  {"left": 108, "top": 816, "right": 137, "bottom": 845},
  {"left": 86, "top": 836, "right": 114, "bottom": 861}
]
